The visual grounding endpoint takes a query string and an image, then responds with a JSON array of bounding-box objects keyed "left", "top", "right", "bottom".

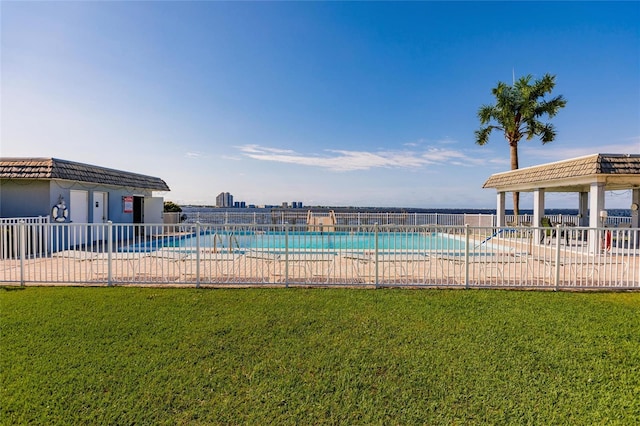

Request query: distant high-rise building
[{"left": 216, "top": 192, "right": 233, "bottom": 207}]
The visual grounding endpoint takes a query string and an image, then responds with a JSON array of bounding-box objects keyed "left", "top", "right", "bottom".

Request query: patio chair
[
  {"left": 540, "top": 217, "right": 570, "bottom": 245},
  {"left": 612, "top": 223, "right": 633, "bottom": 249},
  {"left": 280, "top": 253, "right": 337, "bottom": 284},
  {"left": 245, "top": 250, "right": 282, "bottom": 283},
  {"left": 540, "top": 217, "right": 555, "bottom": 244},
  {"left": 145, "top": 249, "right": 190, "bottom": 282},
  {"left": 185, "top": 251, "right": 241, "bottom": 283}
]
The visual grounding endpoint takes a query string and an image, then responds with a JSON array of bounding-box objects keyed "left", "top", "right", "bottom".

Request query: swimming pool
[{"left": 150, "top": 231, "right": 467, "bottom": 252}]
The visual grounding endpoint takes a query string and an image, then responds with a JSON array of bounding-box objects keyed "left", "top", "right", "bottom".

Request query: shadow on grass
[{"left": 0, "top": 285, "right": 25, "bottom": 291}]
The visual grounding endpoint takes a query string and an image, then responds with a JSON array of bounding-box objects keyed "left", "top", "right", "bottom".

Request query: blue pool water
[{"left": 155, "top": 231, "right": 466, "bottom": 252}]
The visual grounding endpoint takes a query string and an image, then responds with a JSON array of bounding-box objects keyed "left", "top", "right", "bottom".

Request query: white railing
[
  {"left": 178, "top": 211, "right": 473, "bottom": 226},
  {"left": 1, "top": 222, "right": 638, "bottom": 289},
  {"left": 503, "top": 214, "right": 631, "bottom": 227},
  {"left": 0, "top": 216, "right": 50, "bottom": 224},
  {"left": 173, "top": 211, "right": 632, "bottom": 228},
  {"left": 0, "top": 217, "right": 50, "bottom": 260}
]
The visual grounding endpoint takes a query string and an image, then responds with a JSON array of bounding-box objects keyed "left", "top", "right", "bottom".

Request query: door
[
  {"left": 144, "top": 197, "right": 164, "bottom": 224},
  {"left": 133, "top": 196, "right": 144, "bottom": 236},
  {"left": 69, "top": 190, "right": 88, "bottom": 247},
  {"left": 133, "top": 196, "right": 144, "bottom": 224},
  {"left": 144, "top": 197, "right": 164, "bottom": 237},
  {"left": 92, "top": 191, "right": 108, "bottom": 241}
]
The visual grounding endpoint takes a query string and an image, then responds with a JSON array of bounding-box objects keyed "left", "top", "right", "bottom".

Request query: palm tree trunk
[{"left": 510, "top": 143, "right": 520, "bottom": 222}]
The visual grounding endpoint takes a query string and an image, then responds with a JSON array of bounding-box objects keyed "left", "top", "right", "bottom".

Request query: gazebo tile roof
[
  {"left": 483, "top": 154, "right": 640, "bottom": 189},
  {"left": 0, "top": 158, "right": 170, "bottom": 191}
]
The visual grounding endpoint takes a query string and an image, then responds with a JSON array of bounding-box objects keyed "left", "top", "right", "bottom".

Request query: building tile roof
[
  {"left": 0, "top": 158, "right": 170, "bottom": 191},
  {"left": 483, "top": 153, "right": 640, "bottom": 189}
]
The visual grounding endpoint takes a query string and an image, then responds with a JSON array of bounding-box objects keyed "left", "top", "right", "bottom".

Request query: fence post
[
  {"left": 464, "top": 224, "right": 470, "bottom": 289},
  {"left": 39, "top": 216, "right": 48, "bottom": 257},
  {"left": 554, "top": 224, "right": 562, "bottom": 291},
  {"left": 107, "top": 221, "right": 113, "bottom": 286},
  {"left": 48, "top": 221, "right": 54, "bottom": 257},
  {"left": 196, "top": 221, "right": 201, "bottom": 288},
  {"left": 284, "top": 222, "right": 289, "bottom": 288},
  {"left": 374, "top": 223, "right": 379, "bottom": 289},
  {"left": 19, "top": 220, "right": 26, "bottom": 287}
]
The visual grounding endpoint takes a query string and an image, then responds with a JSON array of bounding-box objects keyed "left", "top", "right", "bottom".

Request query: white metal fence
[
  {"left": 0, "top": 216, "right": 50, "bottom": 260},
  {"left": 0, "top": 216, "right": 50, "bottom": 225},
  {"left": 1, "top": 220, "right": 638, "bottom": 290},
  {"left": 168, "top": 211, "right": 632, "bottom": 228}
]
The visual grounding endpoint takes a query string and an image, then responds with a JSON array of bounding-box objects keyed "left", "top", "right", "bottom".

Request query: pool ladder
[{"left": 211, "top": 233, "right": 240, "bottom": 252}]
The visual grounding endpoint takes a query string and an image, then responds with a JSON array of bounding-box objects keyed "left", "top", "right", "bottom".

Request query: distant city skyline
[
  {"left": 213, "top": 190, "right": 304, "bottom": 209},
  {"left": 2, "top": 2, "right": 638, "bottom": 209}
]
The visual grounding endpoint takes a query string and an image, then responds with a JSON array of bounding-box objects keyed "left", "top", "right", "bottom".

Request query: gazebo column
[
  {"left": 496, "top": 192, "right": 506, "bottom": 227},
  {"left": 632, "top": 189, "right": 639, "bottom": 248},
  {"left": 578, "top": 192, "right": 589, "bottom": 226},
  {"left": 588, "top": 182, "right": 606, "bottom": 253},
  {"left": 533, "top": 189, "right": 545, "bottom": 245},
  {"left": 632, "top": 188, "right": 640, "bottom": 228}
]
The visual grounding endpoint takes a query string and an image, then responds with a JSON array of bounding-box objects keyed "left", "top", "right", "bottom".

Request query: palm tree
[{"left": 475, "top": 73, "right": 567, "bottom": 220}]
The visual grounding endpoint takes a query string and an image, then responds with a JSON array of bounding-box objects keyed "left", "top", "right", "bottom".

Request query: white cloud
[
  {"left": 220, "top": 155, "right": 242, "bottom": 161},
  {"left": 236, "top": 137, "right": 640, "bottom": 172},
  {"left": 435, "top": 137, "right": 458, "bottom": 145},
  {"left": 487, "top": 158, "right": 510, "bottom": 166},
  {"left": 421, "top": 148, "right": 466, "bottom": 163},
  {"left": 237, "top": 144, "right": 484, "bottom": 172}
]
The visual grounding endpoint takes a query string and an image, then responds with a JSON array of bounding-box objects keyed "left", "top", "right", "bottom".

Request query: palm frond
[
  {"left": 537, "top": 95, "right": 567, "bottom": 118},
  {"left": 477, "top": 105, "right": 496, "bottom": 124},
  {"left": 530, "top": 73, "right": 556, "bottom": 97},
  {"left": 524, "top": 120, "right": 545, "bottom": 140},
  {"left": 475, "top": 73, "right": 565, "bottom": 150},
  {"left": 475, "top": 126, "right": 499, "bottom": 145},
  {"left": 540, "top": 123, "right": 557, "bottom": 144}
]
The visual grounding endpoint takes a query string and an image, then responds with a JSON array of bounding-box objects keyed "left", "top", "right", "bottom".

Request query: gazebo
[{"left": 483, "top": 153, "right": 640, "bottom": 252}]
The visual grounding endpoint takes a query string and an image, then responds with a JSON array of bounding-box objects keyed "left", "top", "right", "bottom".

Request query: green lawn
[{"left": 1, "top": 287, "right": 639, "bottom": 425}]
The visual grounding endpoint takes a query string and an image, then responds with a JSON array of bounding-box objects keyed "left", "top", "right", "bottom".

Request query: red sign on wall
[{"left": 123, "top": 196, "right": 134, "bottom": 213}]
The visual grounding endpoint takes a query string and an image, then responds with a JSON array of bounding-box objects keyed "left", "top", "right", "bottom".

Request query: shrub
[{"left": 163, "top": 201, "right": 182, "bottom": 213}]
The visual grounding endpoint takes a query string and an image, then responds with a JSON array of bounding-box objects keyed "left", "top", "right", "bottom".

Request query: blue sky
[{"left": 2, "top": 1, "right": 639, "bottom": 209}]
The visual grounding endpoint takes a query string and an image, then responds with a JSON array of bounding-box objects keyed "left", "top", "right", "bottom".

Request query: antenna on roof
[{"left": 512, "top": 68, "right": 515, "bottom": 85}]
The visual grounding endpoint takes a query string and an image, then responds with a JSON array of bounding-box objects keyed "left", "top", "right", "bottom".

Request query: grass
[{"left": 1, "top": 287, "right": 639, "bottom": 425}]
